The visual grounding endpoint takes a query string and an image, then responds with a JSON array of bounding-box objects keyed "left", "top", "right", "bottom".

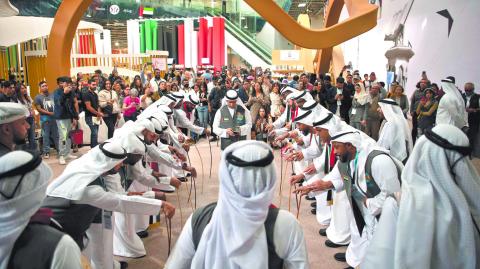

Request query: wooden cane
[
  {"left": 278, "top": 154, "right": 284, "bottom": 207},
  {"left": 176, "top": 189, "right": 183, "bottom": 226},
  {"left": 164, "top": 212, "right": 172, "bottom": 257}
]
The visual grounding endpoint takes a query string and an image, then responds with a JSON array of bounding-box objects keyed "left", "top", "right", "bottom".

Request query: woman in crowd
[
  {"left": 350, "top": 83, "right": 370, "bottom": 131},
  {"left": 247, "top": 81, "right": 270, "bottom": 126},
  {"left": 269, "top": 82, "right": 282, "bottom": 122},
  {"left": 197, "top": 82, "right": 209, "bottom": 130},
  {"left": 15, "top": 83, "right": 36, "bottom": 150},
  {"left": 140, "top": 83, "right": 154, "bottom": 110},
  {"left": 171, "top": 83, "right": 179, "bottom": 93},
  {"left": 122, "top": 88, "right": 140, "bottom": 122},
  {"left": 130, "top": 75, "right": 144, "bottom": 96},
  {"left": 98, "top": 79, "right": 121, "bottom": 138},
  {"left": 254, "top": 107, "right": 270, "bottom": 142},
  {"left": 392, "top": 85, "right": 409, "bottom": 117},
  {"left": 416, "top": 87, "right": 438, "bottom": 137},
  {"left": 113, "top": 80, "right": 124, "bottom": 107}
]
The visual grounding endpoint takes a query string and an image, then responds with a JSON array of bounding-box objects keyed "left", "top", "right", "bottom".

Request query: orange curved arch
[
  {"left": 315, "top": 0, "right": 365, "bottom": 74},
  {"left": 46, "top": 0, "right": 93, "bottom": 87},
  {"left": 46, "top": 0, "right": 377, "bottom": 86},
  {"left": 244, "top": 0, "right": 378, "bottom": 49}
]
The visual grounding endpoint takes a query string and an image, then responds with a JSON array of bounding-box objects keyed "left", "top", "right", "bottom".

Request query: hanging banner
[
  {"left": 152, "top": 57, "right": 167, "bottom": 71},
  {"left": 280, "top": 50, "right": 301, "bottom": 61}
]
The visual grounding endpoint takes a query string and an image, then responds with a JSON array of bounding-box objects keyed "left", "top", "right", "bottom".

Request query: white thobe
[
  {"left": 212, "top": 105, "right": 252, "bottom": 140},
  {"left": 164, "top": 210, "right": 309, "bottom": 269},
  {"left": 77, "top": 184, "right": 162, "bottom": 269},
  {"left": 360, "top": 197, "right": 399, "bottom": 269},
  {"left": 174, "top": 108, "right": 205, "bottom": 135},
  {"left": 436, "top": 95, "right": 468, "bottom": 129},
  {"left": 310, "top": 143, "right": 351, "bottom": 244},
  {"left": 377, "top": 121, "right": 407, "bottom": 162},
  {"left": 324, "top": 152, "right": 400, "bottom": 267}
]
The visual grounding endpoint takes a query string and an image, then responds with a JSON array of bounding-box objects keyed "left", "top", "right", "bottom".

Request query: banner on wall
[
  {"left": 280, "top": 50, "right": 301, "bottom": 61},
  {"left": 152, "top": 57, "right": 167, "bottom": 71}
]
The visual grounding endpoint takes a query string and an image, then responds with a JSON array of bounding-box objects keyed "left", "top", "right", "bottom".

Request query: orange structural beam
[
  {"left": 45, "top": 0, "right": 377, "bottom": 85},
  {"left": 45, "top": 0, "right": 93, "bottom": 88},
  {"left": 243, "top": 0, "right": 378, "bottom": 49}
]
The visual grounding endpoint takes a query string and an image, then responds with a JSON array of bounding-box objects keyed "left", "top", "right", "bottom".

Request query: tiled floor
[{"left": 46, "top": 140, "right": 480, "bottom": 269}]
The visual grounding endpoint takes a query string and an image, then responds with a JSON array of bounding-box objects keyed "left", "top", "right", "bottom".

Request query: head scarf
[
  {"left": 191, "top": 141, "right": 277, "bottom": 269},
  {"left": 46, "top": 141, "right": 127, "bottom": 200},
  {"left": 0, "top": 103, "right": 29, "bottom": 125},
  {"left": 331, "top": 130, "right": 364, "bottom": 149},
  {"left": 294, "top": 100, "right": 327, "bottom": 126},
  {"left": 392, "top": 124, "right": 480, "bottom": 268},
  {"left": 186, "top": 92, "right": 200, "bottom": 105},
  {"left": 280, "top": 86, "right": 297, "bottom": 96},
  {"left": 113, "top": 118, "right": 154, "bottom": 140},
  {"left": 436, "top": 79, "right": 468, "bottom": 129},
  {"left": 141, "top": 95, "right": 176, "bottom": 117},
  {"left": 291, "top": 90, "right": 313, "bottom": 102},
  {"left": 0, "top": 151, "right": 52, "bottom": 268},
  {"left": 378, "top": 99, "right": 413, "bottom": 161},
  {"left": 354, "top": 83, "right": 370, "bottom": 105},
  {"left": 221, "top": 89, "right": 247, "bottom": 109}
]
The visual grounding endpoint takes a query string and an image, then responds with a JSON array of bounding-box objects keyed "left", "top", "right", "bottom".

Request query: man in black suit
[{"left": 463, "top": 82, "right": 479, "bottom": 151}]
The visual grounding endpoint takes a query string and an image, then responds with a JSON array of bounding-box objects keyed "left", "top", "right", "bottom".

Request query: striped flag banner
[
  {"left": 138, "top": 6, "right": 154, "bottom": 17},
  {"left": 143, "top": 7, "right": 154, "bottom": 16}
]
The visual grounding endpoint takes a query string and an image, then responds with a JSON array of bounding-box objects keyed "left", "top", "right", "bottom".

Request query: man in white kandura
[
  {"left": 213, "top": 90, "right": 252, "bottom": 150},
  {"left": 362, "top": 124, "right": 480, "bottom": 269},
  {"left": 165, "top": 141, "right": 309, "bottom": 269},
  {"left": 0, "top": 151, "right": 82, "bottom": 269},
  {"left": 43, "top": 139, "right": 175, "bottom": 268},
  {"left": 290, "top": 108, "right": 352, "bottom": 249},
  {"left": 295, "top": 130, "right": 402, "bottom": 268},
  {"left": 377, "top": 98, "right": 413, "bottom": 163},
  {"left": 436, "top": 77, "right": 468, "bottom": 130}
]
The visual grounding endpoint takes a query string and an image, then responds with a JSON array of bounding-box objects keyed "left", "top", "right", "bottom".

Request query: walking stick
[
  {"left": 164, "top": 212, "right": 172, "bottom": 257},
  {"left": 182, "top": 169, "right": 194, "bottom": 211},
  {"left": 176, "top": 189, "right": 183, "bottom": 226},
  {"left": 295, "top": 184, "right": 302, "bottom": 219},
  {"left": 207, "top": 134, "right": 213, "bottom": 181},
  {"left": 193, "top": 143, "right": 205, "bottom": 194},
  {"left": 186, "top": 152, "right": 197, "bottom": 209},
  {"left": 278, "top": 153, "right": 284, "bottom": 207}
]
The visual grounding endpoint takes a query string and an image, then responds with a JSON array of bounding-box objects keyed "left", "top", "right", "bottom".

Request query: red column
[
  {"left": 177, "top": 24, "right": 185, "bottom": 65},
  {"left": 212, "top": 17, "right": 225, "bottom": 69},
  {"left": 219, "top": 18, "right": 225, "bottom": 66},
  {"left": 206, "top": 27, "right": 213, "bottom": 65},
  {"left": 198, "top": 18, "right": 208, "bottom": 64}
]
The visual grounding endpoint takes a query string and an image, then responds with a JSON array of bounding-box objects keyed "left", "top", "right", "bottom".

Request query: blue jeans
[
  {"left": 41, "top": 119, "right": 59, "bottom": 154},
  {"left": 56, "top": 119, "right": 72, "bottom": 157},
  {"left": 85, "top": 116, "right": 99, "bottom": 148},
  {"left": 26, "top": 117, "right": 37, "bottom": 151},
  {"left": 196, "top": 105, "right": 209, "bottom": 128}
]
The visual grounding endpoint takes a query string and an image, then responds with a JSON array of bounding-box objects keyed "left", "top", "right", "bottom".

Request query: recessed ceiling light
[{"left": 298, "top": 3, "right": 307, "bottom": 7}]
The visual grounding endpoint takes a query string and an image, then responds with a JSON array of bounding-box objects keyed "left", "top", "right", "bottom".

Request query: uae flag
[{"left": 139, "top": 6, "right": 154, "bottom": 17}]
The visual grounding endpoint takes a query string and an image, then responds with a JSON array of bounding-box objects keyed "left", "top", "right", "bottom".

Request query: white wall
[
  {"left": 340, "top": 0, "right": 480, "bottom": 95},
  {"left": 226, "top": 31, "right": 270, "bottom": 68},
  {"left": 256, "top": 22, "right": 294, "bottom": 50}
]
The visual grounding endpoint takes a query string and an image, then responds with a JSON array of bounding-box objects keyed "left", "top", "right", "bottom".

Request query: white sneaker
[
  {"left": 66, "top": 154, "right": 78, "bottom": 160},
  {"left": 59, "top": 156, "right": 66, "bottom": 165}
]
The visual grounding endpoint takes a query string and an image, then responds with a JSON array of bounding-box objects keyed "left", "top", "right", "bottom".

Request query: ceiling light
[{"left": 298, "top": 3, "right": 307, "bottom": 7}]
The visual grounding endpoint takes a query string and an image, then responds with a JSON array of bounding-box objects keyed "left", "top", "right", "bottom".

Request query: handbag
[
  {"left": 70, "top": 129, "right": 83, "bottom": 145},
  {"left": 102, "top": 91, "right": 114, "bottom": 115}
]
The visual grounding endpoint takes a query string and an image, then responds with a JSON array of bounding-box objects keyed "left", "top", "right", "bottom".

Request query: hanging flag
[{"left": 139, "top": 6, "right": 154, "bottom": 17}]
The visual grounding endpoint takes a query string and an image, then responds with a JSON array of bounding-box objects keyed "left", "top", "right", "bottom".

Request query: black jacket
[{"left": 463, "top": 93, "right": 480, "bottom": 129}]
